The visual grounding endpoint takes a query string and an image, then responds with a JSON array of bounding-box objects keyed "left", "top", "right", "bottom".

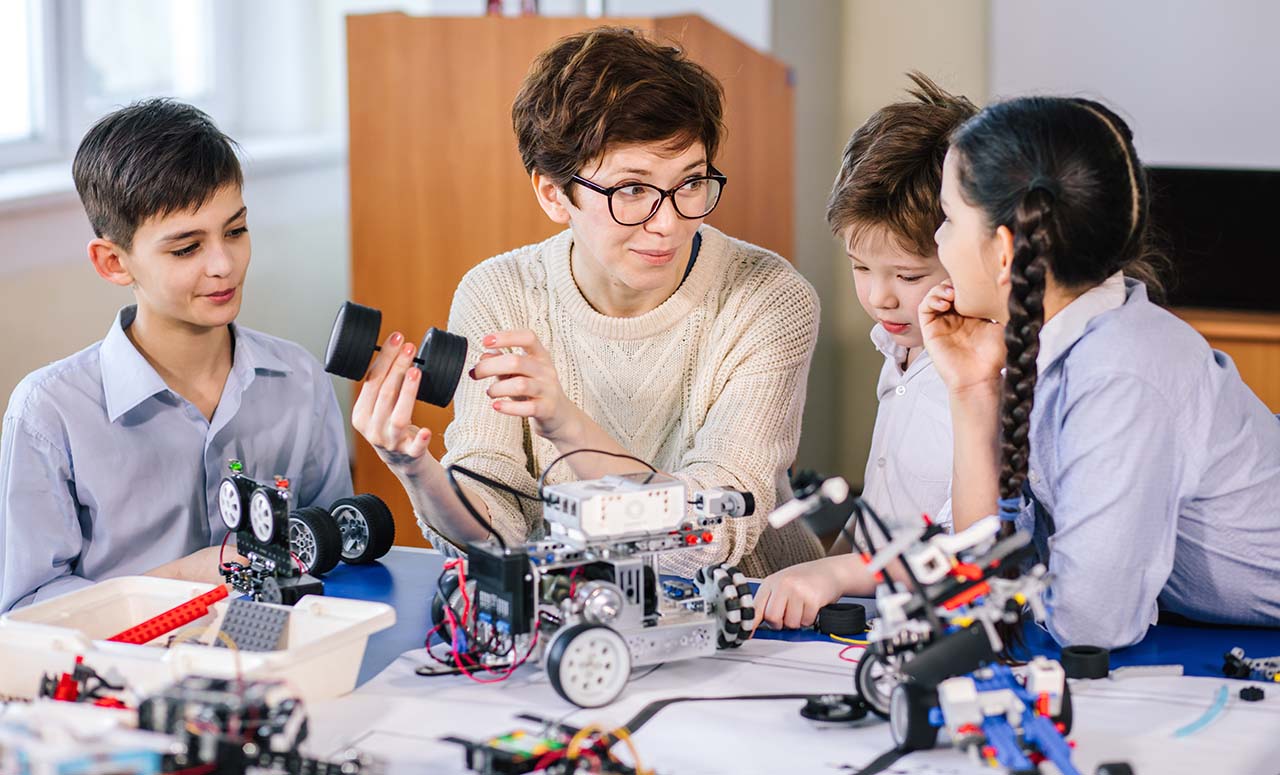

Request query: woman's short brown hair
[
  {"left": 826, "top": 72, "right": 977, "bottom": 256},
  {"left": 512, "top": 27, "right": 724, "bottom": 203}
]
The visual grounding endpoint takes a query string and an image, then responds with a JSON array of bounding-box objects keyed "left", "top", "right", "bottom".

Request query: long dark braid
[{"left": 999, "top": 187, "right": 1054, "bottom": 530}]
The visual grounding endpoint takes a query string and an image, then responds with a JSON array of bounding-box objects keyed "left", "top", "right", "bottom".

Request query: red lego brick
[{"left": 107, "top": 586, "right": 230, "bottom": 645}]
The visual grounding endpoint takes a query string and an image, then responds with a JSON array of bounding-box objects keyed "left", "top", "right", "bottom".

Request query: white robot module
[{"left": 429, "top": 471, "right": 758, "bottom": 708}]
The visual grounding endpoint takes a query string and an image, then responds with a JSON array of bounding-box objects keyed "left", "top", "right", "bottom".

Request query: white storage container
[{"left": 0, "top": 577, "right": 394, "bottom": 703}]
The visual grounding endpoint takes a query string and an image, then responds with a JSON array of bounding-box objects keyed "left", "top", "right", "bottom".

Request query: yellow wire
[
  {"left": 566, "top": 724, "right": 603, "bottom": 760},
  {"left": 607, "top": 727, "right": 651, "bottom": 775},
  {"left": 829, "top": 634, "right": 869, "bottom": 645}
]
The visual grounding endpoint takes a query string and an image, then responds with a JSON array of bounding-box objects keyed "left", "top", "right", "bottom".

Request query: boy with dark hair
[
  {"left": 0, "top": 99, "right": 351, "bottom": 611},
  {"left": 754, "top": 74, "right": 979, "bottom": 629}
]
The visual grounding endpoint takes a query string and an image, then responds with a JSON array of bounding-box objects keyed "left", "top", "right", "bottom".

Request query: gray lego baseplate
[{"left": 214, "top": 597, "right": 291, "bottom": 652}]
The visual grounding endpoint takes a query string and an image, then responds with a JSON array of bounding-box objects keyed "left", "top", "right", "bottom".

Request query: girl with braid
[{"left": 924, "top": 96, "right": 1280, "bottom": 649}]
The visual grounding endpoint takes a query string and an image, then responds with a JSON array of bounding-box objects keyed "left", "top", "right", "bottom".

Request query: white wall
[{"left": 990, "top": 0, "right": 1280, "bottom": 169}]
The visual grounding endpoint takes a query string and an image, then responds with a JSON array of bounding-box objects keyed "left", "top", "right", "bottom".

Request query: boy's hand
[
  {"left": 752, "top": 556, "right": 848, "bottom": 630},
  {"left": 919, "top": 282, "right": 1006, "bottom": 395},
  {"left": 146, "top": 545, "right": 246, "bottom": 586},
  {"left": 471, "top": 329, "right": 584, "bottom": 445},
  {"left": 351, "top": 332, "right": 439, "bottom": 480}
]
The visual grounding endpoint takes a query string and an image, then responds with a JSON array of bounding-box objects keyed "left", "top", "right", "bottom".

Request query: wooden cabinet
[
  {"left": 1176, "top": 308, "right": 1280, "bottom": 412},
  {"left": 346, "top": 13, "right": 795, "bottom": 545}
]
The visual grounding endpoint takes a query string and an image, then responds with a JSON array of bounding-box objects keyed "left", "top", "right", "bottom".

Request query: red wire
[
  {"left": 569, "top": 566, "right": 584, "bottom": 597},
  {"left": 219, "top": 530, "right": 232, "bottom": 566},
  {"left": 444, "top": 559, "right": 472, "bottom": 626},
  {"left": 532, "top": 748, "right": 566, "bottom": 771},
  {"left": 838, "top": 644, "right": 866, "bottom": 663},
  {"left": 443, "top": 604, "right": 540, "bottom": 684},
  {"left": 289, "top": 551, "right": 306, "bottom": 573}
]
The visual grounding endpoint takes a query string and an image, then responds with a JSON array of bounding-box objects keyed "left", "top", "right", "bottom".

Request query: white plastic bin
[{"left": 0, "top": 577, "right": 394, "bottom": 703}]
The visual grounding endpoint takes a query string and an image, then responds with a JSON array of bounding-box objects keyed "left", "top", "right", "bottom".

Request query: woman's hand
[
  {"left": 919, "top": 282, "right": 1006, "bottom": 395},
  {"left": 350, "top": 332, "right": 439, "bottom": 481},
  {"left": 471, "top": 330, "right": 584, "bottom": 445}
]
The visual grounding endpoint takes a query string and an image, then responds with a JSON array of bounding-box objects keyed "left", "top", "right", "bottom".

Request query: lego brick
[{"left": 215, "top": 598, "right": 291, "bottom": 652}]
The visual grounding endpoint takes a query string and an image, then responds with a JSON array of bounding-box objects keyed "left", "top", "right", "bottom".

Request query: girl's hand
[
  {"left": 471, "top": 330, "right": 583, "bottom": 444},
  {"left": 919, "top": 282, "right": 1006, "bottom": 395},
  {"left": 350, "top": 332, "right": 439, "bottom": 481}
]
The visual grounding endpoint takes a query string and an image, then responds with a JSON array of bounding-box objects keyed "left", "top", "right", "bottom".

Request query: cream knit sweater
[{"left": 431, "top": 225, "right": 823, "bottom": 578}]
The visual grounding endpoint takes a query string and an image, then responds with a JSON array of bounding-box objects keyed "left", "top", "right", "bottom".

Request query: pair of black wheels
[
  {"left": 324, "top": 301, "right": 467, "bottom": 408},
  {"left": 288, "top": 494, "right": 395, "bottom": 576}
]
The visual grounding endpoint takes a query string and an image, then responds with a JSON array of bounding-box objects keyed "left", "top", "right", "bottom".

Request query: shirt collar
[
  {"left": 870, "top": 323, "right": 909, "bottom": 363},
  {"left": 100, "top": 306, "right": 291, "bottom": 423},
  {"left": 100, "top": 306, "right": 170, "bottom": 423},
  {"left": 1036, "top": 271, "right": 1127, "bottom": 372},
  {"left": 870, "top": 322, "right": 934, "bottom": 378}
]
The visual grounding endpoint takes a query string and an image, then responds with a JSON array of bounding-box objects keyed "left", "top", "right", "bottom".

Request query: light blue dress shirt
[
  {"left": 1007, "top": 277, "right": 1280, "bottom": 649},
  {"left": 0, "top": 306, "right": 352, "bottom": 611}
]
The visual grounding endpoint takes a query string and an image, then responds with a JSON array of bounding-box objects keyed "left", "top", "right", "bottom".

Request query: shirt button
[
  {"left": 1029, "top": 470, "right": 1040, "bottom": 484},
  {"left": 877, "top": 457, "right": 886, "bottom": 468},
  {"left": 894, "top": 385, "right": 906, "bottom": 396}
]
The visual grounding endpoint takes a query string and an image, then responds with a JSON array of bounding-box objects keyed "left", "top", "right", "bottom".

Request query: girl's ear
[
  {"left": 531, "top": 171, "right": 572, "bottom": 225},
  {"left": 993, "top": 224, "right": 1016, "bottom": 288}
]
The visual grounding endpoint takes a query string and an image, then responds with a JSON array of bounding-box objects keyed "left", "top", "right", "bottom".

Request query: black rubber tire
[
  {"left": 889, "top": 681, "right": 939, "bottom": 752},
  {"left": 416, "top": 327, "right": 467, "bottom": 407},
  {"left": 1095, "top": 764, "right": 1135, "bottom": 775},
  {"left": 324, "top": 301, "right": 382, "bottom": 381},
  {"left": 545, "top": 623, "right": 631, "bottom": 708},
  {"left": 1054, "top": 680, "right": 1074, "bottom": 736},
  {"left": 330, "top": 494, "right": 396, "bottom": 564},
  {"left": 288, "top": 507, "right": 343, "bottom": 576}
]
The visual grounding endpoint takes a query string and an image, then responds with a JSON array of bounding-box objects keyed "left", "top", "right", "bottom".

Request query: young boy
[
  {"left": 0, "top": 100, "right": 352, "bottom": 611},
  {"left": 754, "top": 74, "right": 978, "bottom": 629}
]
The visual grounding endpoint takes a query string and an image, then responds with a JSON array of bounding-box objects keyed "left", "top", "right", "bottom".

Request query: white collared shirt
[
  {"left": 860, "top": 324, "right": 954, "bottom": 530},
  {"left": 1036, "top": 271, "right": 1126, "bottom": 372}
]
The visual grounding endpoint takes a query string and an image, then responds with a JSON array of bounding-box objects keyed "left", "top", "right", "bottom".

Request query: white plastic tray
[{"left": 0, "top": 576, "right": 395, "bottom": 702}]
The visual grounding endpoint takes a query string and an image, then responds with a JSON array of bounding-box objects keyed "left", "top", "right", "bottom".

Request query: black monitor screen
[{"left": 1145, "top": 167, "right": 1280, "bottom": 312}]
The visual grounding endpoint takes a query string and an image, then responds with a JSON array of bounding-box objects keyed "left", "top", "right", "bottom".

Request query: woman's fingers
[
  {"left": 490, "top": 397, "right": 543, "bottom": 418},
  {"left": 483, "top": 329, "right": 548, "bottom": 359},
  {"left": 351, "top": 332, "right": 403, "bottom": 428},
  {"left": 367, "top": 342, "right": 417, "bottom": 445},
  {"left": 386, "top": 367, "right": 421, "bottom": 442},
  {"left": 486, "top": 376, "right": 538, "bottom": 401}
]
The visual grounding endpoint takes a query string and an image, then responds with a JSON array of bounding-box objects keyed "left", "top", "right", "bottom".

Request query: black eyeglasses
[{"left": 570, "top": 165, "right": 727, "bottom": 226}]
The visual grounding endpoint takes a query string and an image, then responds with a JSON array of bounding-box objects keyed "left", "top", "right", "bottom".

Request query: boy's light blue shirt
[
  {"left": 0, "top": 305, "right": 353, "bottom": 611},
  {"left": 1009, "top": 276, "right": 1280, "bottom": 649}
]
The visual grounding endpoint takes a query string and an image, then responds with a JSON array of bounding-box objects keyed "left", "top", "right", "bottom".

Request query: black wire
[
  {"left": 615, "top": 693, "right": 819, "bottom": 737},
  {"left": 859, "top": 499, "right": 945, "bottom": 636},
  {"left": 536, "top": 449, "right": 657, "bottom": 499},
  {"left": 444, "top": 464, "right": 540, "bottom": 549}
]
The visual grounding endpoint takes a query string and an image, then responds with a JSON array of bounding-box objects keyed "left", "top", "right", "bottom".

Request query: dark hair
[
  {"left": 827, "top": 72, "right": 977, "bottom": 256},
  {"left": 72, "top": 99, "right": 242, "bottom": 250},
  {"left": 949, "top": 97, "right": 1166, "bottom": 520},
  {"left": 511, "top": 26, "right": 724, "bottom": 204}
]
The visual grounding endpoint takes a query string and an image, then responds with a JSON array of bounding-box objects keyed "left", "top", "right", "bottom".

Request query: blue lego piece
[{"left": 981, "top": 715, "right": 1035, "bottom": 772}]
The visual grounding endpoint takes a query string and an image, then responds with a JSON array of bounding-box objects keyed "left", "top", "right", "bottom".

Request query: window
[
  {"left": 0, "top": 0, "right": 56, "bottom": 167},
  {"left": 0, "top": 0, "right": 233, "bottom": 173}
]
